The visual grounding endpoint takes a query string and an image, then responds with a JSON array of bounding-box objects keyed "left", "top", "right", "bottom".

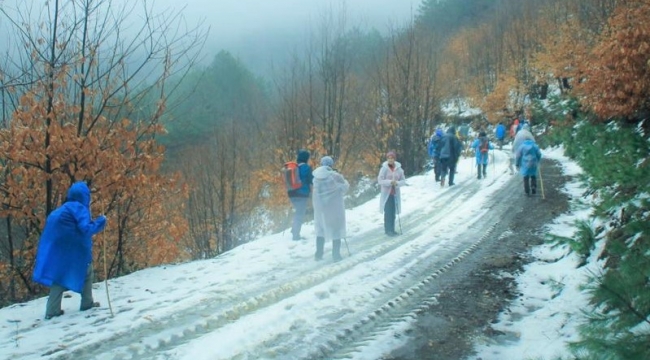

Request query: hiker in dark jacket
[
  {"left": 438, "top": 127, "right": 463, "bottom": 187},
  {"left": 471, "top": 131, "right": 494, "bottom": 179},
  {"left": 427, "top": 128, "right": 444, "bottom": 182},
  {"left": 33, "top": 181, "right": 107, "bottom": 319},
  {"left": 288, "top": 149, "right": 313, "bottom": 240}
]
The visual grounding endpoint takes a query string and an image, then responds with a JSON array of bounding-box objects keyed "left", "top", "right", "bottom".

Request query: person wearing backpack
[
  {"left": 495, "top": 122, "right": 506, "bottom": 149},
  {"left": 509, "top": 118, "right": 519, "bottom": 139},
  {"left": 312, "top": 156, "right": 349, "bottom": 261},
  {"left": 515, "top": 137, "right": 542, "bottom": 196},
  {"left": 427, "top": 128, "right": 444, "bottom": 182},
  {"left": 438, "top": 127, "right": 463, "bottom": 187},
  {"left": 288, "top": 149, "right": 313, "bottom": 241},
  {"left": 378, "top": 151, "right": 406, "bottom": 236},
  {"left": 471, "top": 131, "right": 494, "bottom": 179}
]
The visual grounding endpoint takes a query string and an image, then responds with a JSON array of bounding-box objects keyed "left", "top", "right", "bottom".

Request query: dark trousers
[
  {"left": 477, "top": 164, "right": 487, "bottom": 179},
  {"left": 524, "top": 176, "right": 537, "bottom": 195},
  {"left": 46, "top": 264, "right": 94, "bottom": 317},
  {"left": 440, "top": 158, "right": 457, "bottom": 185},
  {"left": 384, "top": 194, "right": 396, "bottom": 234},
  {"left": 433, "top": 158, "right": 441, "bottom": 181},
  {"left": 289, "top": 196, "right": 308, "bottom": 239}
]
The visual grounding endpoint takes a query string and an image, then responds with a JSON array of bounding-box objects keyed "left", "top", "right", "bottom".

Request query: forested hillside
[{"left": 1, "top": 0, "right": 648, "bottom": 357}]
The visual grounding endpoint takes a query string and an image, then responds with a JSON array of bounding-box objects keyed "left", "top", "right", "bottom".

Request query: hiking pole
[
  {"left": 101, "top": 207, "right": 114, "bottom": 317},
  {"left": 343, "top": 238, "right": 351, "bottom": 256},
  {"left": 538, "top": 164, "right": 546, "bottom": 200}
]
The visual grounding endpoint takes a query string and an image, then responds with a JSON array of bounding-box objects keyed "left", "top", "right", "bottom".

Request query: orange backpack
[{"left": 282, "top": 161, "right": 302, "bottom": 190}]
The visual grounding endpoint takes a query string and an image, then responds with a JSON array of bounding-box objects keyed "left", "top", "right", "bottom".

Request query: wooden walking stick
[{"left": 101, "top": 209, "right": 114, "bottom": 317}]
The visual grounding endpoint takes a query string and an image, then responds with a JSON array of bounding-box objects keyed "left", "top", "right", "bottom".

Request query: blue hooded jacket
[
  {"left": 471, "top": 134, "right": 494, "bottom": 165},
  {"left": 515, "top": 139, "right": 542, "bottom": 177},
  {"left": 495, "top": 123, "right": 506, "bottom": 140},
  {"left": 427, "top": 129, "right": 444, "bottom": 158},
  {"left": 33, "top": 182, "right": 106, "bottom": 293}
]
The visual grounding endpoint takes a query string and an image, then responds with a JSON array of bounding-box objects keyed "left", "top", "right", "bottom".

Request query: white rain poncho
[
  {"left": 312, "top": 166, "right": 349, "bottom": 240},
  {"left": 377, "top": 161, "right": 406, "bottom": 214},
  {"left": 513, "top": 125, "right": 535, "bottom": 155}
]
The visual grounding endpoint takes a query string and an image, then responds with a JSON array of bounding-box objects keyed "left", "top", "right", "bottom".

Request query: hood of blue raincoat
[{"left": 66, "top": 181, "right": 91, "bottom": 208}]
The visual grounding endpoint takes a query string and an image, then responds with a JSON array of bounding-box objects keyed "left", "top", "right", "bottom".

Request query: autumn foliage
[
  {"left": 0, "top": 72, "right": 189, "bottom": 305},
  {"left": 576, "top": 0, "right": 650, "bottom": 120}
]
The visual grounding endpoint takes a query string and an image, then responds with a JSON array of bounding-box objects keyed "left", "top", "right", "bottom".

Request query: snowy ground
[{"left": 0, "top": 145, "right": 592, "bottom": 360}]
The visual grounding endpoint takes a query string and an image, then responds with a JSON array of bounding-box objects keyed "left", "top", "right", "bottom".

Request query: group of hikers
[
  {"left": 427, "top": 115, "right": 541, "bottom": 191},
  {"left": 284, "top": 114, "right": 541, "bottom": 263},
  {"left": 287, "top": 149, "right": 407, "bottom": 262},
  {"left": 31, "top": 113, "right": 541, "bottom": 321}
]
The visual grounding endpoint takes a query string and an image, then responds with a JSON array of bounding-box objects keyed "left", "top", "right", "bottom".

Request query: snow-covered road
[{"left": 2, "top": 149, "right": 521, "bottom": 360}]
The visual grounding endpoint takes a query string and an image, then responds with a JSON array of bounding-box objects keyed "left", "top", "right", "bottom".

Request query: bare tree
[{"left": 0, "top": 0, "right": 207, "bottom": 305}]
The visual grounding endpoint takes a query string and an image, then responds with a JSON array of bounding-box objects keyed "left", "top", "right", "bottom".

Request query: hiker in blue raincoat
[
  {"left": 427, "top": 128, "right": 444, "bottom": 182},
  {"left": 515, "top": 138, "right": 542, "bottom": 196},
  {"left": 471, "top": 131, "right": 494, "bottom": 180},
  {"left": 33, "top": 181, "right": 107, "bottom": 319},
  {"left": 495, "top": 122, "right": 506, "bottom": 149}
]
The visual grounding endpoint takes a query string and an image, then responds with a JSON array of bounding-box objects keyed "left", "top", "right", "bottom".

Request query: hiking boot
[
  {"left": 523, "top": 179, "right": 530, "bottom": 195},
  {"left": 45, "top": 310, "right": 64, "bottom": 320},
  {"left": 332, "top": 239, "right": 342, "bottom": 262},
  {"left": 315, "top": 237, "right": 325, "bottom": 261},
  {"left": 80, "top": 302, "right": 100, "bottom": 311}
]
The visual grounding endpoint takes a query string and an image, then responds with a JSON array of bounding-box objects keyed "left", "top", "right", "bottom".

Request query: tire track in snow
[{"left": 51, "top": 153, "right": 516, "bottom": 359}]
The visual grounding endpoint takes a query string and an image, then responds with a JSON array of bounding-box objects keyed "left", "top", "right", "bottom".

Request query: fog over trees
[{"left": 1, "top": 1, "right": 649, "bottom": 358}]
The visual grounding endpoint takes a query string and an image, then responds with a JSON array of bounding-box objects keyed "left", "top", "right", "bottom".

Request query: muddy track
[{"left": 318, "top": 173, "right": 524, "bottom": 359}]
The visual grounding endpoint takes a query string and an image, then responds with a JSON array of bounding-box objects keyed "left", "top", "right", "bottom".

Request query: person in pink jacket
[{"left": 377, "top": 151, "right": 406, "bottom": 236}]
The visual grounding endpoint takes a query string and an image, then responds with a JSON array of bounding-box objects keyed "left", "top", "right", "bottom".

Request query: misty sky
[
  {"left": 0, "top": 0, "right": 422, "bottom": 76},
  {"left": 148, "top": 0, "right": 422, "bottom": 73}
]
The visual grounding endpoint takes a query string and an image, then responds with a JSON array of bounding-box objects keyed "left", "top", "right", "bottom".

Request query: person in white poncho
[{"left": 312, "top": 156, "right": 349, "bottom": 262}]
